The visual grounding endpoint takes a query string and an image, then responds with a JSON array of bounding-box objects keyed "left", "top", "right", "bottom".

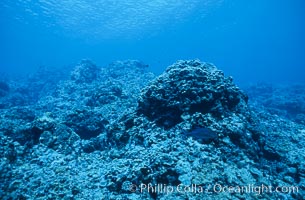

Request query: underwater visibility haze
[
  {"left": 0, "top": 0, "right": 305, "bottom": 199},
  {"left": 1, "top": 0, "right": 305, "bottom": 83}
]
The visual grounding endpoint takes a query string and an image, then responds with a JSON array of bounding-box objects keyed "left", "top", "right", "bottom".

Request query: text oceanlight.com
[{"left": 132, "top": 183, "right": 299, "bottom": 195}]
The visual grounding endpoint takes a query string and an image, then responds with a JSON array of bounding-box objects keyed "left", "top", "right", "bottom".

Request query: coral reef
[
  {"left": 0, "top": 81, "right": 9, "bottom": 97},
  {"left": 245, "top": 83, "right": 305, "bottom": 124},
  {"left": 0, "top": 60, "right": 304, "bottom": 199}
]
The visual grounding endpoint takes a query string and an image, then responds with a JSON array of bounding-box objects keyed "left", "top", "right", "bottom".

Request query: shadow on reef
[{"left": 0, "top": 59, "right": 304, "bottom": 199}]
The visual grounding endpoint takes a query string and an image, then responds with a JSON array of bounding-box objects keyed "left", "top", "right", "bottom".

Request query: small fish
[{"left": 183, "top": 127, "right": 218, "bottom": 143}]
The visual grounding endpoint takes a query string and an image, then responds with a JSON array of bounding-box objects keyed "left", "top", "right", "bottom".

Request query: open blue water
[{"left": 1, "top": 0, "right": 304, "bottom": 84}]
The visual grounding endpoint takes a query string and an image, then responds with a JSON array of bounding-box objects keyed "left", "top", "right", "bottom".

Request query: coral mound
[
  {"left": 70, "top": 59, "right": 100, "bottom": 83},
  {"left": 107, "top": 60, "right": 259, "bottom": 152},
  {"left": 138, "top": 60, "right": 248, "bottom": 129},
  {"left": 138, "top": 60, "right": 248, "bottom": 128}
]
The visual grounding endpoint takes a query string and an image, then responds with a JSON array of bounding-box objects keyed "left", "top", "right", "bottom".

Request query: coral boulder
[{"left": 137, "top": 59, "right": 249, "bottom": 129}]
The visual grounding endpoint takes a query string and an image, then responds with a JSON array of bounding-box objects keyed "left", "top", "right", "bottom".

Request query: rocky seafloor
[{"left": 0, "top": 59, "right": 304, "bottom": 200}]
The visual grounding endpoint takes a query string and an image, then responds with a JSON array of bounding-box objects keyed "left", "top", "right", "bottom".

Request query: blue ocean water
[{"left": 0, "top": 0, "right": 304, "bottom": 84}]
